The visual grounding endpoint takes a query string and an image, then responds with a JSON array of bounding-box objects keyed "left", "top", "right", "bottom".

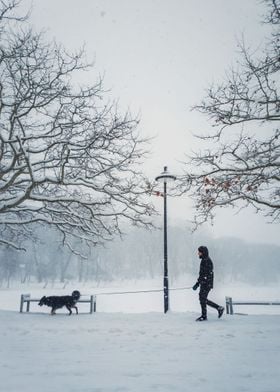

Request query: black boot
[
  {"left": 218, "top": 306, "right": 224, "bottom": 319},
  {"left": 196, "top": 315, "right": 207, "bottom": 321}
]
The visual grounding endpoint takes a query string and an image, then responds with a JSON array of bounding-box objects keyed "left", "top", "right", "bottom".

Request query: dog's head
[
  {"left": 72, "top": 290, "right": 81, "bottom": 300},
  {"left": 38, "top": 296, "right": 47, "bottom": 306}
]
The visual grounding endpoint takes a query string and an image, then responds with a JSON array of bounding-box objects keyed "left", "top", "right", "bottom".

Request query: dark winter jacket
[{"left": 197, "top": 246, "right": 214, "bottom": 289}]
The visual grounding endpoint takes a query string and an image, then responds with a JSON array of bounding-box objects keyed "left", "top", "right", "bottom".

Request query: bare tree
[
  {"left": 0, "top": 1, "right": 154, "bottom": 250},
  {"left": 179, "top": 0, "right": 280, "bottom": 226}
]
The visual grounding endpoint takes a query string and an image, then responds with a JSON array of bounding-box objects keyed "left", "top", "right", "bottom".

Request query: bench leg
[
  {"left": 225, "top": 297, "right": 234, "bottom": 315},
  {"left": 20, "top": 295, "right": 24, "bottom": 313},
  {"left": 229, "top": 298, "right": 233, "bottom": 315},
  {"left": 90, "top": 295, "right": 97, "bottom": 313}
]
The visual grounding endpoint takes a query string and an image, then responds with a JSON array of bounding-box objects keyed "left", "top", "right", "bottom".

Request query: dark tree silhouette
[
  {"left": 0, "top": 1, "right": 154, "bottom": 250},
  {"left": 179, "top": 0, "right": 280, "bottom": 226}
]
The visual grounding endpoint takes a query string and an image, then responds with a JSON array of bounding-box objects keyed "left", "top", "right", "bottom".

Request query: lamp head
[{"left": 155, "top": 166, "right": 176, "bottom": 183}]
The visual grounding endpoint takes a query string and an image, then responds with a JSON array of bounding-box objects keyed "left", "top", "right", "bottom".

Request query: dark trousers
[{"left": 199, "top": 285, "right": 219, "bottom": 318}]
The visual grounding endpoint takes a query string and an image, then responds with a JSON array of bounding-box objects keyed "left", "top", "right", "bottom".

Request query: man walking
[{"left": 193, "top": 246, "right": 224, "bottom": 321}]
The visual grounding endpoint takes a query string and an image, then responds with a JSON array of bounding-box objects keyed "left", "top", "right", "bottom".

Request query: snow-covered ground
[{"left": 1, "top": 280, "right": 280, "bottom": 391}]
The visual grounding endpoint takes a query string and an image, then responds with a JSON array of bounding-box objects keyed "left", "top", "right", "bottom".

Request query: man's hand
[{"left": 192, "top": 282, "right": 199, "bottom": 291}]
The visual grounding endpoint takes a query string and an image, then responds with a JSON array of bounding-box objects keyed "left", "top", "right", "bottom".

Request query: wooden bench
[
  {"left": 20, "top": 294, "right": 97, "bottom": 314},
  {"left": 225, "top": 296, "right": 280, "bottom": 315}
]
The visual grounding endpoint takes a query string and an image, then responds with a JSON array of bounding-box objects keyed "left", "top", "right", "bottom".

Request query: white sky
[{"left": 21, "top": 0, "right": 279, "bottom": 245}]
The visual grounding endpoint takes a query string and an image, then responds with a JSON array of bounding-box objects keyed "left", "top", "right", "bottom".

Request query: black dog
[{"left": 38, "top": 290, "right": 81, "bottom": 315}]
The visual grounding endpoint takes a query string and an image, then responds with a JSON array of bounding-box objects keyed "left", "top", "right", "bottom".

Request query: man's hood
[{"left": 198, "top": 246, "right": 209, "bottom": 258}]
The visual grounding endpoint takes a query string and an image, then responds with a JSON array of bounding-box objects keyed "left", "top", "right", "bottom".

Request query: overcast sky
[{"left": 21, "top": 0, "right": 279, "bottom": 245}]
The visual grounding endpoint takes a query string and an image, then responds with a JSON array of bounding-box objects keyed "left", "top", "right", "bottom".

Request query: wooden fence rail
[{"left": 225, "top": 296, "right": 280, "bottom": 315}]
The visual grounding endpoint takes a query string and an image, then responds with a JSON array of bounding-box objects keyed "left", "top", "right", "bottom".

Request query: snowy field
[{"left": 1, "top": 280, "right": 280, "bottom": 392}]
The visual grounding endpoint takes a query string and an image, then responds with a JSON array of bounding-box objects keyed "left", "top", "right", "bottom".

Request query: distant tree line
[{"left": 0, "top": 223, "right": 279, "bottom": 287}]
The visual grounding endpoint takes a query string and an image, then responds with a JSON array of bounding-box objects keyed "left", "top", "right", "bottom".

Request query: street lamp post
[{"left": 155, "top": 166, "right": 176, "bottom": 313}]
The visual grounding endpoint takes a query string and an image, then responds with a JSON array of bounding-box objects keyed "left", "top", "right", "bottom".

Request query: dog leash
[{"left": 81, "top": 286, "right": 193, "bottom": 296}]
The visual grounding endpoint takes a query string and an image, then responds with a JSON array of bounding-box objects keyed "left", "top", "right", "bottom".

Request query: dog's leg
[
  {"left": 66, "top": 305, "right": 72, "bottom": 315},
  {"left": 51, "top": 308, "right": 56, "bottom": 315},
  {"left": 74, "top": 306, "right": 78, "bottom": 315}
]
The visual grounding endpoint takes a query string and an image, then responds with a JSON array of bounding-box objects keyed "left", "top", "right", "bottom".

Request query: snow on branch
[
  {"left": 0, "top": 1, "right": 155, "bottom": 250},
  {"left": 178, "top": 0, "right": 280, "bottom": 227}
]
